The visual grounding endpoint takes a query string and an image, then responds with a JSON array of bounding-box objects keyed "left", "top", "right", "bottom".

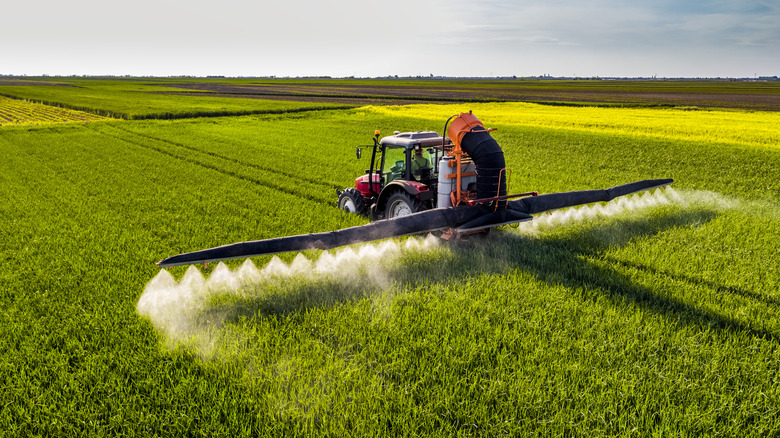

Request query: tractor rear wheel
[
  {"left": 385, "top": 191, "right": 420, "bottom": 219},
  {"left": 338, "top": 188, "right": 367, "bottom": 215}
]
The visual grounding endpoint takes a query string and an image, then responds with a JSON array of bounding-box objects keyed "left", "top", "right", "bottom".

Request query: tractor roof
[{"left": 379, "top": 131, "right": 451, "bottom": 149}]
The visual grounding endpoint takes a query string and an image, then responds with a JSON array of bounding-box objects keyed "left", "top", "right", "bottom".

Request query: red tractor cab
[{"left": 338, "top": 130, "right": 451, "bottom": 220}]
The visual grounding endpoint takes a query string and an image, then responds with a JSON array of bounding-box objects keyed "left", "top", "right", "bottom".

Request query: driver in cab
[{"left": 411, "top": 145, "right": 431, "bottom": 179}]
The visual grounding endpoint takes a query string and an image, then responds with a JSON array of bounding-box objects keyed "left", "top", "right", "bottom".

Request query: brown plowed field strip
[{"left": 155, "top": 81, "right": 780, "bottom": 111}]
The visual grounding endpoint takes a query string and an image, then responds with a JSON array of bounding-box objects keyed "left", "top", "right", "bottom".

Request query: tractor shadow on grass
[
  {"left": 603, "top": 258, "right": 780, "bottom": 308},
  {"left": 421, "top": 206, "right": 779, "bottom": 343}
]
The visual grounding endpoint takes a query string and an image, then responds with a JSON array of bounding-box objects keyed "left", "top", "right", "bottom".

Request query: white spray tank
[{"left": 437, "top": 157, "right": 476, "bottom": 208}]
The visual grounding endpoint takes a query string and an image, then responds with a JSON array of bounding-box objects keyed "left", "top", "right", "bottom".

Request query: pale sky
[{"left": 2, "top": 0, "right": 778, "bottom": 78}]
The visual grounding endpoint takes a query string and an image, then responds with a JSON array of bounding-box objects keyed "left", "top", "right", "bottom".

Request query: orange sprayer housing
[
  {"left": 444, "top": 112, "right": 497, "bottom": 206},
  {"left": 446, "top": 112, "right": 485, "bottom": 151}
]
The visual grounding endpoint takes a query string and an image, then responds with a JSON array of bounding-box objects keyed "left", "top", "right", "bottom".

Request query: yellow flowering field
[
  {"left": 0, "top": 95, "right": 110, "bottom": 126},
  {"left": 366, "top": 102, "right": 779, "bottom": 149}
]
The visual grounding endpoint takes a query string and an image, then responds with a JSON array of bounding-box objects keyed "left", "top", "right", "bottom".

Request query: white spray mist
[
  {"left": 514, "top": 187, "right": 737, "bottom": 234},
  {"left": 137, "top": 235, "right": 441, "bottom": 344}
]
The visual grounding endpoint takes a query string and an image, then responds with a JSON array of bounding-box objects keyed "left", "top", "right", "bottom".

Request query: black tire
[
  {"left": 384, "top": 191, "right": 420, "bottom": 219},
  {"left": 338, "top": 188, "right": 368, "bottom": 215}
]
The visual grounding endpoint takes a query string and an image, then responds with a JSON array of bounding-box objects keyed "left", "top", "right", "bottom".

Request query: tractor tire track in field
[
  {"left": 88, "top": 124, "right": 335, "bottom": 206},
  {"left": 104, "top": 124, "right": 343, "bottom": 192}
]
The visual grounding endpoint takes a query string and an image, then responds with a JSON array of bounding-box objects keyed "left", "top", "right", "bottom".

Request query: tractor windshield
[{"left": 382, "top": 146, "right": 407, "bottom": 184}]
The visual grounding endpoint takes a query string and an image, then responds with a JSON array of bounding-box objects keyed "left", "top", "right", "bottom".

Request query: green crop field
[
  {"left": 0, "top": 78, "right": 354, "bottom": 120},
  {"left": 1, "top": 78, "right": 779, "bottom": 436}
]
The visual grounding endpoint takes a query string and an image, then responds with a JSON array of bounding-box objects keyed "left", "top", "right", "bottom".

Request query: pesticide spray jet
[{"left": 157, "top": 112, "right": 672, "bottom": 268}]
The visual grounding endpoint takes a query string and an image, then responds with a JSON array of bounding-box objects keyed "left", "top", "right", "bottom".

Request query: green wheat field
[{"left": 1, "top": 78, "right": 779, "bottom": 436}]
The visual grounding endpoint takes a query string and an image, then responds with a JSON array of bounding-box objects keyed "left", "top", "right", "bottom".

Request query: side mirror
[{"left": 356, "top": 147, "right": 362, "bottom": 159}]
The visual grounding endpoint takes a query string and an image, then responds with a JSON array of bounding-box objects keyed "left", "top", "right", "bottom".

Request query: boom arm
[{"left": 157, "top": 179, "right": 672, "bottom": 268}]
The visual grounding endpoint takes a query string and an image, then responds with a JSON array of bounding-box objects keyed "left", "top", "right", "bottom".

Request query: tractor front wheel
[
  {"left": 338, "top": 188, "right": 367, "bottom": 215},
  {"left": 385, "top": 191, "right": 420, "bottom": 219}
]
